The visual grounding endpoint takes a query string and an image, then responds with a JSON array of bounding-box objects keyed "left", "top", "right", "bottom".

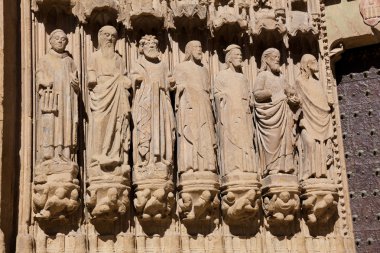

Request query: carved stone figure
[
  {"left": 33, "top": 29, "right": 80, "bottom": 221},
  {"left": 134, "top": 182, "right": 175, "bottom": 220},
  {"left": 254, "top": 48, "right": 299, "bottom": 176},
  {"left": 263, "top": 191, "right": 300, "bottom": 224},
  {"left": 131, "top": 34, "right": 175, "bottom": 175},
  {"left": 303, "top": 193, "right": 337, "bottom": 225},
  {"left": 86, "top": 25, "right": 131, "bottom": 220},
  {"left": 131, "top": 35, "right": 175, "bottom": 220},
  {"left": 221, "top": 189, "right": 260, "bottom": 224},
  {"left": 178, "top": 189, "right": 220, "bottom": 221},
  {"left": 36, "top": 29, "right": 79, "bottom": 163},
  {"left": 295, "top": 54, "right": 334, "bottom": 180},
  {"left": 214, "top": 44, "right": 256, "bottom": 175},
  {"left": 173, "top": 40, "right": 217, "bottom": 175}
]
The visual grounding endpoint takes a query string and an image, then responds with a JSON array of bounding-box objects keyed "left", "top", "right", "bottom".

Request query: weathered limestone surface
[{"left": 0, "top": 0, "right": 368, "bottom": 252}]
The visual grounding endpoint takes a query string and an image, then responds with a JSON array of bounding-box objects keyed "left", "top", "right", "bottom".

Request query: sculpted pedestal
[{"left": 261, "top": 175, "right": 301, "bottom": 236}]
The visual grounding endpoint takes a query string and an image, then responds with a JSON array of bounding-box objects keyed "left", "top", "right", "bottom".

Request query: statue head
[
  {"left": 98, "top": 26, "right": 118, "bottom": 50},
  {"left": 225, "top": 44, "right": 243, "bottom": 70},
  {"left": 278, "top": 191, "right": 291, "bottom": 203},
  {"left": 139, "top": 35, "right": 160, "bottom": 61},
  {"left": 55, "top": 187, "right": 66, "bottom": 199},
  {"left": 260, "top": 48, "right": 281, "bottom": 74},
  {"left": 49, "top": 29, "right": 68, "bottom": 53},
  {"left": 300, "top": 54, "right": 319, "bottom": 78},
  {"left": 184, "top": 40, "right": 203, "bottom": 63}
]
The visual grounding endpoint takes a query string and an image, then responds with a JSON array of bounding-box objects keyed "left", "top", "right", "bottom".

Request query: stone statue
[
  {"left": 214, "top": 44, "right": 256, "bottom": 175},
  {"left": 33, "top": 29, "right": 80, "bottom": 221},
  {"left": 295, "top": 54, "right": 334, "bottom": 180},
  {"left": 173, "top": 40, "right": 217, "bottom": 175},
  {"left": 36, "top": 29, "right": 79, "bottom": 162},
  {"left": 86, "top": 25, "right": 131, "bottom": 220},
  {"left": 254, "top": 48, "right": 299, "bottom": 176},
  {"left": 130, "top": 34, "right": 175, "bottom": 174},
  {"left": 87, "top": 25, "right": 131, "bottom": 174},
  {"left": 131, "top": 35, "right": 175, "bottom": 221}
]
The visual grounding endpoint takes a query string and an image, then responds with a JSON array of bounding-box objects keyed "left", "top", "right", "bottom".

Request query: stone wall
[{"left": 0, "top": 0, "right": 363, "bottom": 252}]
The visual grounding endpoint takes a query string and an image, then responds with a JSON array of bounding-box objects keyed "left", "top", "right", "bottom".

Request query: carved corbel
[
  {"left": 86, "top": 184, "right": 130, "bottom": 221},
  {"left": 133, "top": 180, "right": 175, "bottom": 221},
  {"left": 33, "top": 161, "right": 80, "bottom": 221},
  {"left": 301, "top": 178, "right": 338, "bottom": 232},
  {"left": 221, "top": 172, "right": 261, "bottom": 226},
  {"left": 178, "top": 171, "right": 220, "bottom": 227},
  {"left": 261, "top": 175, "right": 300, "bottom": 236}
]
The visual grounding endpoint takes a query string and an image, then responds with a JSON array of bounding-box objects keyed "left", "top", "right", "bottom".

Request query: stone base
[{"left": 301, "top": 178, "right": 339, "bottom": 231}]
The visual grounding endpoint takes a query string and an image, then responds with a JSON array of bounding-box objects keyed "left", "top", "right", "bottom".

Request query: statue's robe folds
[
  {"left": 131, "top": 58, "right": 175, "bottom": 169},
  {"left": 87, "top": 51, "right": 131, "bottom": 169},
  {"left": 254, "top": 71, "right": 295, "bottom": 176},
  {"left": 295, "top": 76, "right": 333, "bottom": 179},
  {"left": 173, "top": 61, "right": 217, "bottom": 174},
  {"left": 214, "top": 69, "right": 256, "bottom": 175},
  {"left": 36, "top": 50, "right": 78, "bottom": 159}
]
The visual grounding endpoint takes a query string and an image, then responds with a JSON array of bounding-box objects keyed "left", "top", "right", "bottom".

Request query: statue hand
[
  {"left": 254, "top": 89, "right": 272, "bottom": 103},
  {"left": 70, "top": 73, "right": 80, "bottom": 93},
  {"left": 134, "top": 74, "right": 144, "bottom": 85},
  {"left": 123, "top": 76, "right": 132, "bottom": 89},
  {"left": 167, "top": 74, "right": 176, "bottom": 90},
  {"left": 88, "top": 79, "right": 97, "bottom": 90}
]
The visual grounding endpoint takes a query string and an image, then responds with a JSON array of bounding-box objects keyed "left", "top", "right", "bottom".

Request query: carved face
[
  {"left": 191, "top": 41, "right": 203, "bottom": 62},
  {"left": 229, "top": 48, "right": 243, "bottom": 68},
  {"left": 50, "top": 31, "right": 68, "bottom": 53},
  {"left": 308, "top": 57, "right": 319, "bottom": 73},
  {"left": 99, "top": 29, "right": 117, "bottom": 49},
  {"left": 278, "top": 192, "right": 290, "bottom": 203},
  {"left": 266, "top": 51, "right": 281, "bottom": 73},
  {"left": 142, "top": 39, "right": 160, "bottom": 60}
]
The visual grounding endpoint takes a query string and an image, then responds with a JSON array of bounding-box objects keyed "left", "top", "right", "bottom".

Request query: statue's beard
[
  {"left": 271, "top": 64, "right": 280, "bottom": 73},
  {"left": 144, "top": 48, "right": 160, "bottom": 60},
  {"left": 100, "top": 42, "right": 115, "bottom": 57}
]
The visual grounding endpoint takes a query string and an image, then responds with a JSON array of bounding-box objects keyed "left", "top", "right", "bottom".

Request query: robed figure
[
  {"left": 253, "top": 48, "right": 299, "bottom": 176},
  {"left": 87, "top": 26, "right": 131, "bottom": 173},
  {"left": 214, "top": 45, "right": 256, "bottom": 175},
  {"left": 173, "top": 41, "right": 217, "bottom": 174},
  {"left": 36, "top": 29, "right": 79, "bottom": 162},
  {"left": 130, "top": 35, "right": 175, "bottom": 171},
  {"left": 295, "top": 54, "right": 334, "bottom": 179}
]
